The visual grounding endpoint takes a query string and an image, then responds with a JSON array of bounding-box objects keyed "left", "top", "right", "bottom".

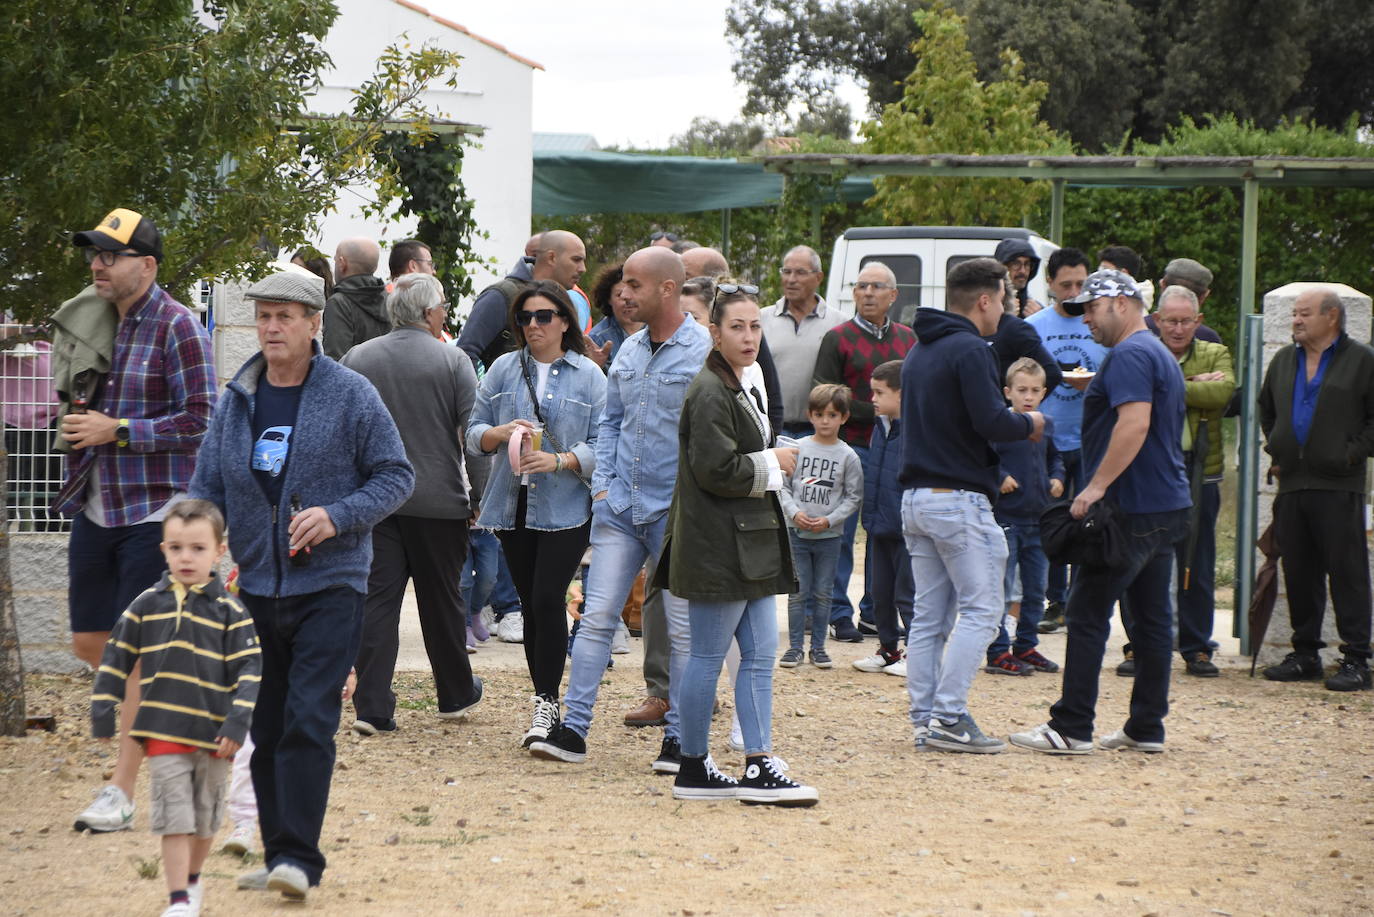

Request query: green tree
[
  {"left": 0, "top": 1, "right": 468, "bottom": 323},
  {"left": 860, "top": 5, "right": 1069, "bottom": 226}
]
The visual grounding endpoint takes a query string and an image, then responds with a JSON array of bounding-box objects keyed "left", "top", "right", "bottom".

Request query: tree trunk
[{"left": 0, "top": 446, "right": 28, "bottom": 735}]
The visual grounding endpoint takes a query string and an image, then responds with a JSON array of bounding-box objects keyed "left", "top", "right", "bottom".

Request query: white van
[{"left": 824, "top": 226, "right": 1059, "bottom": 325}]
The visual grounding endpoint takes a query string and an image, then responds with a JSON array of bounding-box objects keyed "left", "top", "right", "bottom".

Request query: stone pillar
[
  {"left": 1255, "top": 282, "right": 1373, "bottom": 666},
  {"left": 212, "top": 279, "right": 261, "bottom": 387}
]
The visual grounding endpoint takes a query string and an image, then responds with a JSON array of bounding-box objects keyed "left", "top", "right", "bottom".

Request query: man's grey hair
[
  {"left": 783, "top": 245, "right": 822, "bottom": 273},
  {"left": 859, "top": 260, "right": 898, "bottom": 287},
  {"left": 1316, "top": 288, "right": 1346, "bottom": 329},
  {"left": 388, "top": 272, "right": 444, "bottom": 328},
  {"left": 1158, "top": 284, "right": 1199, "bottom": 313}
]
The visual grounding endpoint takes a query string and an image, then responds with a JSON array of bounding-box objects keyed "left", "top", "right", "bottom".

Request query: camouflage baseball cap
[{"left": 1061, "top": 268, "right": 1143, "bottom": 316}]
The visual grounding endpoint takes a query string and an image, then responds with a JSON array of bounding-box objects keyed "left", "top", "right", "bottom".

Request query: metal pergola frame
[{"left": 761, "top": 153, "right": 1374, "bottom": 652}]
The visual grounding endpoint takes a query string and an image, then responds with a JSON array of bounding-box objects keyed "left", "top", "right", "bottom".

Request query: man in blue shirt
[
  {"left": 1011, "top": 270, "right": 1190, "bottom": 755},
  {"left": 530, "top": 246, "right": 711, "bottom": 770}
]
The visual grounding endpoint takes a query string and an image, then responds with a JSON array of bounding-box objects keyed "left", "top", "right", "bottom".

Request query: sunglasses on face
[
  {"left": 650, "top": 232, "right": 679, "bottom": 243},
  {"left": 516, "top": 308, "right": 560, "bottom": 326}
]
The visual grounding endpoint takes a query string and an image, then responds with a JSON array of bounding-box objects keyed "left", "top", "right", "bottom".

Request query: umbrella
[
  {"left": 1179, "top": 419, "right": 1209, "bottom": 591},
  {"left": 1247, "top": 520, "right": 1282, "bottom": 677}
]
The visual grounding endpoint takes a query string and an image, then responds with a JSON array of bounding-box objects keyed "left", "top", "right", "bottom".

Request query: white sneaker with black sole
[
  {"left": 1008, "top": 722, "right": 1094, "bottom": 755},
  {"left": 1098, "top": 728, "right": 1165, "bottom": 753},
  {"left": 736, "top": 755, "right": 819, "bottom": 807},
  {"left": 73, "top": 784, "right": 135, "bottom": 833},
  {"left": 672, "top": 755, "right": 738, "bottom": 800},
  {"left": 927, "top": 714, "right": 1006, "bottom": 754},
  {"left": 522, "top": 694, "right": 560, "bottom": 748}
]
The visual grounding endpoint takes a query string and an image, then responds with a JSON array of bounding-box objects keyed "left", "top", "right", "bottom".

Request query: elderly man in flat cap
[{"left": 190, "top": 270, "right": 414, "bottom": 901}]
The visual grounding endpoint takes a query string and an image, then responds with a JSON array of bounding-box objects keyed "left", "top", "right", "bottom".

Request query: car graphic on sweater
[{"left": 252, "top": 426, "right": 292, "bottom": 477}]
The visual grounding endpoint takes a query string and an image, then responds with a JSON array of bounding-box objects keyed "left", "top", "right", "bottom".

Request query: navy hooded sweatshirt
[{"left": 899, "top": 308, "right": 1035, "bottom": 501}]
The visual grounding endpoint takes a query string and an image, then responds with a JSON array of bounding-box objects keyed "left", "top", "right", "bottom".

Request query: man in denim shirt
[{"left": 530, "top": 246, "right": 710, "bottom": 772}]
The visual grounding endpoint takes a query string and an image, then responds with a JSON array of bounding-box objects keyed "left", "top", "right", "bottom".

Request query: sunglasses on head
[
  {"left": 650, "top": 232, "right": 679, "bottom": 243},
  {"left": 516, "top": 308, "right": 560, "bottom": 326},
  {"left": 712, "top": 283, "right": 759, "bottom": 301}
]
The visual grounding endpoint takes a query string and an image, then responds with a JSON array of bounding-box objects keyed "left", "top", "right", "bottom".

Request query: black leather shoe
[
  {"left": 1324, "top": 659, "right": 1372, "bottom": 691},
  {"left": 1263, "top": 652, "right": 1323, "bottom": 682},
  {"left": 1184, "top": 653, "right": 1220, "bottom": 677}
]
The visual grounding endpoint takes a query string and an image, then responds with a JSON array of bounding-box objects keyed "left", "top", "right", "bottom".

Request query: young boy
[
  {"left": 91, "top": 500, "right": 260, "bottom": 917},
  {"left": 985, "top": 358, "right": 1064, "bottom": 676},
  {"left": 854, "top": 361, "right": 914, "bottom": 677},
  {"left": 778, "top": 383, "right": 864, "bottom": 668}
]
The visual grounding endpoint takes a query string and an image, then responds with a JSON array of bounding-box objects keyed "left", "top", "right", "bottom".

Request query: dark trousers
[
  {"left": 1176, "top": 482, "right": 1221, "bottom": 657},
  {"left": 242, "top": 586, "right": 363, "bottom": 886},
  {"left": 1275, "top": 490, "right": 1372, "bottom": 661},
  {"left": 353, "top": 515, "right": 477, "bottom": 723},
  {"left": 866, "top": 534, "right": 914, "bottom": 653},
  {"left": 641, "top": 554, "right": 669, "bottom": 699},
  {"left": 1045, "top": 448, "right": 1084, "bottom": 606},
  {"left": 1050, "top": 509, "right": 1188, "bottom": 744},
  {"left": 67, "top": 514, "right": 165, "bottom": 633},
  {"left": 497, "top": 507, "right": 592, "bottom": 698}
]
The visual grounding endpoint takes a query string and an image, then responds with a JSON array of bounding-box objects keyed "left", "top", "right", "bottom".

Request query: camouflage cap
[{"left": 1061, "top": 268, "right": 1143, "bottom": 316}]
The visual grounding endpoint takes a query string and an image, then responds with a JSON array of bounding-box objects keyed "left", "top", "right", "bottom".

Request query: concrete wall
[
  {"left": 10, "top": 533, "right": 82, "bottom": 674},
  {"left": 1254, "top": 282, "right": 1373, "bottom": 666}
]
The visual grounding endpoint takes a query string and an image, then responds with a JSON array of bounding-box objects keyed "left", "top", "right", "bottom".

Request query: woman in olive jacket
[{"left": 657, "top": 283, "right": 818, "bottom": 807}]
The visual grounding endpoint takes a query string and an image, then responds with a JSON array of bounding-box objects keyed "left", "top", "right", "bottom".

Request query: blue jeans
[
  {"left": 988, "top": 522, "right": 1049, "bottom": 657},
  {"left": 562, "top": 502, "right": 690, "bottom": 740},
  {"left": 1045, "top": 448, "right": 1084, "bottom": 606},
  {"left": 902, "top": 488, "right": 1007, "bottom": 726},
  {"left": 679, "top": 597, "right": 778, "bottom": 757},
  {"left": 1049, "top": 509, "right": 1188, "bottom": 744},
  {"left": 830, "top": 444, "right": 871, "bottom": 623},
  {"left": 462, "top": 528, "right": 522, "bottom": 618},
  {"left": 787, "top": 533, "right": 841, "bottom": 652},
  {"left": 241, "top": 586, "right": 364, "bottom": 886}
]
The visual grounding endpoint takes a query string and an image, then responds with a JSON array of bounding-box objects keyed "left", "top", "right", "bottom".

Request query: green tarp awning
[{"left": 532, "top": 151, "right": 875, "bottom": 215}]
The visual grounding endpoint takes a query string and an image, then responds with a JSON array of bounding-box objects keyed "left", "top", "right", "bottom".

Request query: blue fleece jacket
[
  {"left": 993, "top": 416, "right": 1065, "bottom": 523},
  {"left": 189, "top": 342, "right": 414, "bottom": 597},
  {"left": 899, "top": 309, "right": 1035, "bottom": 501},
  {"left": 863, "top": 416, "right": 904, "bottom": 538}
]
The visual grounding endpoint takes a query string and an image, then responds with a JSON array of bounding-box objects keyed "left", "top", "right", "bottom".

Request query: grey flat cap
[
  {"left": 1163, "top": 258, "right": 1213, "bottom": 290},
  {"left": 245, "top": 270, "right": 326, "bottom": 313}
]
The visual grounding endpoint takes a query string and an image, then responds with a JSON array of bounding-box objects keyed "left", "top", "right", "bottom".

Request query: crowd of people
[{"left": 46, "top": 206, "right": 1374, "bottom": 915}]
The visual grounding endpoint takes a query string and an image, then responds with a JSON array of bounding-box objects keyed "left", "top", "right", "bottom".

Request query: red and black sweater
[{"left": 812, "top": 319, "right": 917, "bottom": 447}]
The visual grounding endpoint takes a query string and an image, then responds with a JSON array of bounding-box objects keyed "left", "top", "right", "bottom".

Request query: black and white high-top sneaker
[
  {"left": 736, "top": 756, "right": 819, "bottom": 807},
  {"left": 522, "top": 694, "right": 560, "bottom": 748},
  {"left": 672, "top": 755, "right": 739, "bottom": 800}
]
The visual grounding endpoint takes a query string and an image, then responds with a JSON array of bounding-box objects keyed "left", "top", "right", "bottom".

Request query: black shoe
[
  {"left": 529, "top": 723, "right": 587, "bottom": 763},
  {"left": 736, "top": 756, "right": 819, "bottom": 807},
  {"left": 350, "top": 717, "right": 397, "bottom": 736},
  {"left": 1324, "top": 659, "right": 1372, "bottom": 692},
  {"left": 651, "top": 736, "right": 682, "bottom": 774},
  {"left": 1184, "top": 652, "right": 1220, "bottom": 677},
  {"left": 1037, "top": 602, "right": 1065, "bottom": 634},
  {"left": 1263, "top": 652, "right": 1323, "bottom": 682},
  {"left": 1115, "top": 651, "right": 1136, "bottom": 677},
  {"left": 672, "top": 755, "right": 738, "bottom": 800},
  {"left": 437, "top": 675, "right": 483, "bottom": 720},
  {"left": 831, "top": 619, "right": 864, "bottom": 643},
  {"left": 857, "top": 619, "right": 879, "bottom": 636}
]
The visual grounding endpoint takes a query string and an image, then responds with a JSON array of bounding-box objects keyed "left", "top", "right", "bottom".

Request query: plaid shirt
[{"left": 53, "top": 283, "right": 216, "bottom": 525}]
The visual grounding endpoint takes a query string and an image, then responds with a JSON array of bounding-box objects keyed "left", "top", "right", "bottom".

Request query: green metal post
[
  {"left": 720, "top": 208, "right": 732, "bottom": 260},
  {"left": 1236, "top": 179, "right": 1259, "bottom": 365},
  {"left": 1049, "top": 179, "right": 1065, "bottom": 245},
  {"left": 1234, "top": 313, "right": 1264, "bottom": 655}
]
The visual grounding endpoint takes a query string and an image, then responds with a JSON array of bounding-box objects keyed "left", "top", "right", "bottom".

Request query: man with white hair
[
  {"left": 190, "top": 270, "right": 413, "bottom": 900},
  {"left": 341, "top": 273, "right": 484, "bottom": 734}
]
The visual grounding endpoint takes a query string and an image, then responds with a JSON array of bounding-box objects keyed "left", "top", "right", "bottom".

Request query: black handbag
[{"left": 1039, "top": 498, "right": 1128, "bottom": 570}]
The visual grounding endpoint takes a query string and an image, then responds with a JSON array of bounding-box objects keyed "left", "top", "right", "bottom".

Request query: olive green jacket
[
  {"left": 656, "top": 352, "right": 796, "bottom": 601},
  {"left": 1176, "top": 338, "right": 1235, "bottom": 479}
]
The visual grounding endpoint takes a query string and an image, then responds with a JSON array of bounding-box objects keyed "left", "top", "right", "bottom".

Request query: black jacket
[
  {"left": 986, "top": 312, "right": 1064, "bottom": 394},
  {"left": 323, "top": 274, "right": 389, "bottom": 360},
  {"left": 899, "top": 308, "right": 1035, "bottom": 501},
  {"left": 1259, "top": 332, "right": 1374, "bottom": 495}
]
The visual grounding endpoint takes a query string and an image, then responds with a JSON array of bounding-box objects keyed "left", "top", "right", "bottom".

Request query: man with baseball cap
[
  {"left": 61, "top": 208, "right": 218, "bottom": 835},
  {"left": 1011, "top": 269, "right": 1191, "bottom": 755},
  {"left": 190, "top": 270, "right": 414, "bottom": 900}
]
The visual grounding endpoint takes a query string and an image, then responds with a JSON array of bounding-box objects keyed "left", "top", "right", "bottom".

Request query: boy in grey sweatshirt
[{"left": 778, "top": 384, "right": 864, "bottom": 668}]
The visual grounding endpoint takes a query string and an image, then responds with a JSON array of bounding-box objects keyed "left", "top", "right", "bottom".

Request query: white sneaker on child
[
  {"left": 729, "top": 715, "right": 745, "bottom": 752},
  {"left": 221, "top": 819, "right": 256, "bottom": 856},
  {"left": 188, "top": 878, "right": 205, "bottom": 916}
]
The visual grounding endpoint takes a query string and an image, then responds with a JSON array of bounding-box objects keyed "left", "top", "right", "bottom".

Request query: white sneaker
[
  {"left": 497, "top": 611, "right": 525, "bottom": 643},
  {"left": 479, "top": 605, "right": 498, "bottom": 638},
  {"left": 728, "top": 715, "right": 745, "bottom": 752},
  {"left": 73, "top": 784, "right": 134, "bottom": 833},
  {"left": 883, "top": 656, "right": 907, "bottom": 677},
  {"left": 611, "top": 621, "right": 631, "bottom": 654},
  {"left": 522, "top": 695, "right": 560, "bottom": 748},
  {"left": 851, "top": 653, "right": 888, "bottom": 673},
  {"left": 160, "top": 902, "right": 192, "bottom": 917},
  {"left": 221, "top": 819, "right": 257, "bottom": 856},
  {"left": 267, "top": 863, "right": 309, "bottom": 900},
  {"left": 1008, "top": 722, "right": 1094, "bottom": 755},
  {"left": 236, "top": 866, "right": 269, "bottom": 891},
  {"left": 1099, "top": 729, "right": 1165, "bottom": 753},
  {"left": 187, "top": 878, "right": 205, "bottom": 916}
]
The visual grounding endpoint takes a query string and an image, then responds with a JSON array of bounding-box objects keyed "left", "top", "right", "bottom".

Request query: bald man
[
  {"left": 530, "top": 246, "right": 710, "bottom": 773},
  {"left": 324, "top": 237, "right": 388, "bottom": 359},
  {"left": 681, "top": 246, "right": 729, "bottom": 279},
  {"left": 458, "top": 230, "right": 588, "bottom": 372}
]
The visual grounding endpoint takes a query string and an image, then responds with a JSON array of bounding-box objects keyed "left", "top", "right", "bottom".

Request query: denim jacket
[
  {"left": 466, "top": 347, "right": 606, "bottom": 531},
  {"left": 592, "top": 317, "right": 712, "bottom": 524}
]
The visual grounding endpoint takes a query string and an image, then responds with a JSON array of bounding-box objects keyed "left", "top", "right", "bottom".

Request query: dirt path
[{"left": 3, "top": 612, "right": 1371, "bottom": 916}]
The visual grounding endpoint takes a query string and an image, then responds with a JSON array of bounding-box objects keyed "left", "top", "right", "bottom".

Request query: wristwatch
[{"left": 115, "top": 418, "right": 131, "bottom": 448}]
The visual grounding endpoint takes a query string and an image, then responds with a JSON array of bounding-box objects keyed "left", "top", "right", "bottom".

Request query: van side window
[{"left": 860, "top": 254, "right": 920, "bottom": 324}]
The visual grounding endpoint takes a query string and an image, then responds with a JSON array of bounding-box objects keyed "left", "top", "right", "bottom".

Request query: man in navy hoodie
[{"left": 899, "top": 258, "right": 1044, "bottom": 754}]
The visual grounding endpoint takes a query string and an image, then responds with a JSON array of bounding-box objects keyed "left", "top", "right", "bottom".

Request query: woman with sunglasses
[
  {"left": 466, "top": 281, "right": 606, "bottom": 747},
  {"left": 657, "top": 280, "right": 819, "bottom": 806}
]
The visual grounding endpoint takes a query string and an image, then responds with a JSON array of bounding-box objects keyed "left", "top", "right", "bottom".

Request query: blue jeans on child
[
  {"left": 787, "top": 532, "right": 841, "bottom": 652},
  {"left": 462, "top": 528, "right": 522, "bottom": 619},
  {"left": 987, "top": 521, "right": 1049, "bottom": 657},
  {"left": 679, "top": 596, "right": 778, "bottom": 757}
]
